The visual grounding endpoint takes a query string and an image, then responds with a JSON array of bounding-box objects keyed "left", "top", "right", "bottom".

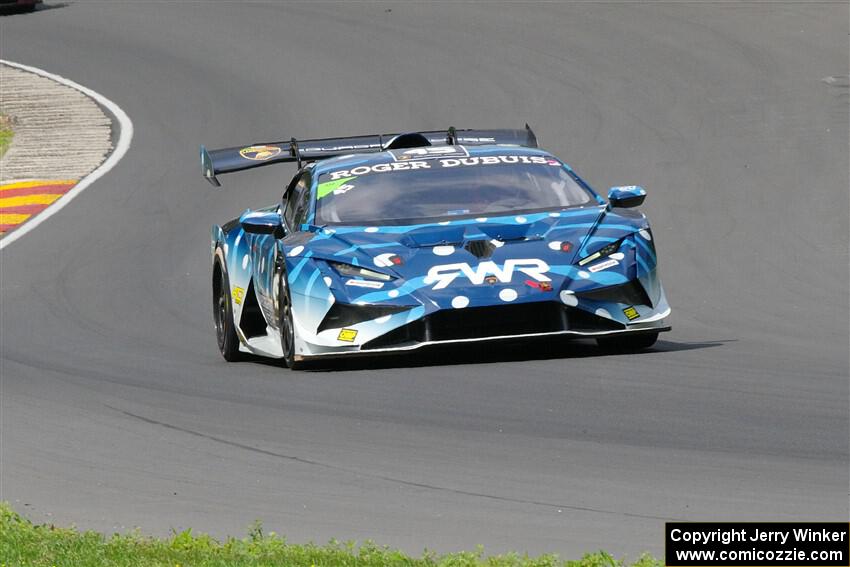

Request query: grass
[
  {"left": 0, "top": 503, "right": 662, "bottom": 567},
  {"left": 0, "top": 114, "right": 13, "bottom": 158}
]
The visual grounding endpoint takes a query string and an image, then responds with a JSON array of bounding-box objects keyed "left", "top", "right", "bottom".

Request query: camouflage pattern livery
[{"left": 211, "top": 145, "right": 670, "bottom": 361}]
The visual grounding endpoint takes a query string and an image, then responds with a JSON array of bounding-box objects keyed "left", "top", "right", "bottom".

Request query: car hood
[{"left": 292, "top": 207, "right": 651, "bottom": 308}]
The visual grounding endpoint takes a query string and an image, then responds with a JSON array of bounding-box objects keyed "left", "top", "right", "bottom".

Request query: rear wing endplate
[{"left": 200, "top": 126, "right": 537, "bottom": 186}]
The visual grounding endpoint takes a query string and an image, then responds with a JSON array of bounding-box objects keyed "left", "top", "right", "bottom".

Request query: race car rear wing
[{"left": 199, "top": 126, "right": 538, "bottom": 186}]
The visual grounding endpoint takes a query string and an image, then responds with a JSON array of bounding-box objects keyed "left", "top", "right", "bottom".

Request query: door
[{"left": 254, "top": 171, "right": 311, "bottom": 329}]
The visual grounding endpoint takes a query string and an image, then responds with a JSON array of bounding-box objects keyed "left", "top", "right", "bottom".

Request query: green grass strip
[
  {"left": 0, "top": 114, "right": 13, "bottom": 158},
  {"left": 0, "top": 503, "right": 661, "bottom": 567}
]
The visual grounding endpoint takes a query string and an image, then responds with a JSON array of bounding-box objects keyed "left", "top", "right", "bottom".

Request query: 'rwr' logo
[{"left": 425, "top": 259, "right": 551, "bottom": 290}]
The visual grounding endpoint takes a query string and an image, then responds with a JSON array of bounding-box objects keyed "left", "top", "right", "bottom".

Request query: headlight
[
  {"left": 328, "top": 261, "right": 394, "bottom": 281},
  {"left": 577, "top": 239, "right": 622, "bottom": 266}
]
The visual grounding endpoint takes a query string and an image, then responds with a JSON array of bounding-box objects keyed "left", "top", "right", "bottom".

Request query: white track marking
[{"left": 0, "top": 59, "right": 133, "bottom": 250}]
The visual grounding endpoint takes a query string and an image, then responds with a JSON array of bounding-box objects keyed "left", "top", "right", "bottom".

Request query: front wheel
[
  {"left": 596, "top": 332, "right": 659, "bottom": 353},
  {"left": 213, "top": 259, "right": 243, "bottom": 361},
  {"left": 277, "top": 273, "right": 303, "bottom": 369}
]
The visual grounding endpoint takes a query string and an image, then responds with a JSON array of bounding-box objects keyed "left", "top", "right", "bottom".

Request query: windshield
[{"left": 314, "top": 154, "right": 596, "bottom": 225}]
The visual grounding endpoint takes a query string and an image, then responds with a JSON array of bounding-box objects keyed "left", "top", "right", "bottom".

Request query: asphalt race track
[{"left": 1, "top": 2, "right": 847, "bottom": 558}]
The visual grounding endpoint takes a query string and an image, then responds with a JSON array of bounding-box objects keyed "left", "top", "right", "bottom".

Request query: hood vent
[{"left": 464, "top": 239, "right": 497, "bottom": 259}]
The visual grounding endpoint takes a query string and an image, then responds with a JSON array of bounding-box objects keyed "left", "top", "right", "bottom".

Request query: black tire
[
  {"left": 596, "top": 331, "right": 659, "bottom": 353},
  {"left": 213, "top": 259, "right": 243, "bottom": 361},
  {"left": 277, "top": 272, "right": 302, "bottom": 369}
]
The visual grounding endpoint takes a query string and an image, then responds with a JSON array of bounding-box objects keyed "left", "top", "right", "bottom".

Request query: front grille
[{"left": 363, "top": 302, "right": 623, "bottom": 350}]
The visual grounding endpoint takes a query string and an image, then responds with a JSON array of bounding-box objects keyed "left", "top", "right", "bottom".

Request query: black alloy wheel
[
  {"left": 278, "top": 273, "right": 301, "bottom": 369},
  {"left": 213, "top": 259, "right": 243, "bottom": 361}
]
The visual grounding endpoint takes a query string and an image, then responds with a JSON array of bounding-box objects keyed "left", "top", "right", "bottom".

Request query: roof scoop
[{"left": 382, "top": 133, "right": 432, "bottom": 150}]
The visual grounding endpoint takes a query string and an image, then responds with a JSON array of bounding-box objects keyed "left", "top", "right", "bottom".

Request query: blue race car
[{"left": 201, "top": 127, "right": 670, "bottom": 367}]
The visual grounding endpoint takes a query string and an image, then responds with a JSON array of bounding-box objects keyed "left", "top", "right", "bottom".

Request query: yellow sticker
[
  {"left": 239, "top": 145, "right": 282, "bottom": 161},
  {"left": 232, "top": 286, "right": 245, "bottom": 305},
  {"left": 337, "top": 328, "right": 358, "bottom": 342},
  {"left": 623, "top": 306, "right": 639, "bottom": 321}
]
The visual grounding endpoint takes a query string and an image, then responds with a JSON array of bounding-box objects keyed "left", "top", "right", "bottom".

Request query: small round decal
[{"left": 499, "top": 288, "right": 518, "bottom": 302}]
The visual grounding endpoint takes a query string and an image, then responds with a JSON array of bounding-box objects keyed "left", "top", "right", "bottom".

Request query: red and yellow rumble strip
[{"left": 0, "top": 179, "right": 77, "bottom": 234}]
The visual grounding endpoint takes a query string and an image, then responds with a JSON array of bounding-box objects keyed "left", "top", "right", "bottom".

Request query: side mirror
[
  {"left": 607, "top": 186, "right": 646, "bottom": 209},
  {"left": 241, "top": 210, "right": 285, "bottom": 238}
]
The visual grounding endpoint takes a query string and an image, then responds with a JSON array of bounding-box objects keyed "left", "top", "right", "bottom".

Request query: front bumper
[
  {"left": 294, "top": 300, "right": 671, "bottom": 361},
  {"left": 295, "top": 323, "right": 671, "bottom": 361}
]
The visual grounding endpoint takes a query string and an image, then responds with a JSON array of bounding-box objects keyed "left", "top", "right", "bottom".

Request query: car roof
[{"left": 311, "top": 144, "right": 559, "bottom": 178}]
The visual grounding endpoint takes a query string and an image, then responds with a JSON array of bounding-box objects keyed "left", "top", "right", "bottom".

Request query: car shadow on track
[
  {"left": 0, "top": 2, "right": 65, "bottom": 16},
  {"left": 247, "top": 336, "right": 728, "bottom": 372}
]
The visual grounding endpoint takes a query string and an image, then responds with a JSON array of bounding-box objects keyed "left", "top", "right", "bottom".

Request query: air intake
[
  {"left": 317, "top": 302, "right": 411, "bottom": 333},
  {"left": 576, "top": 279, "right": 653, "bottom": 307},
  {"left": 362, "top": 303, "right": 624, "bottom": 350}
]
